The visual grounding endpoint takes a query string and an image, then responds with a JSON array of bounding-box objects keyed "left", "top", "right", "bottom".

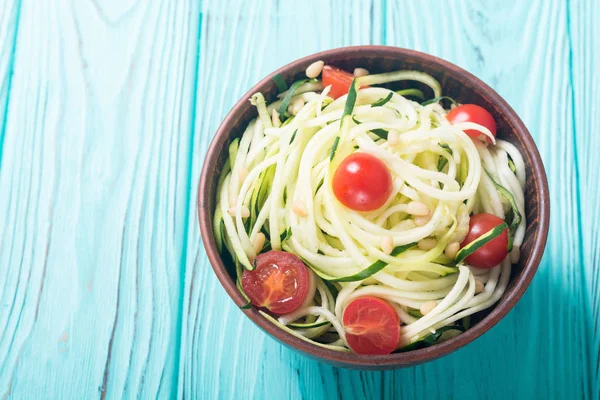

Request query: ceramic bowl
[{"left": 198, "top": 46, "right": 550, "bottom": 369}]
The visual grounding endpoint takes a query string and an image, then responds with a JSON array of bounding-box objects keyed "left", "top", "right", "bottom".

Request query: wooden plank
[
  {"left": 183, "top": 0, "right": 592, "bottom": 399},
  {"left": 0, "top": 0, "right": 593, "bottom": 398},
  {"left": 0, "top": 0, "right": 21, "bottom": 161},
  {"left": 569, "top": 0, "right": 600, "bottom": 394},
  {"left": 0, "top": 0, "right": 200, "bottom": 398},
  {"left": 179, "top": 0, "right": 386, "bottom": 398}
]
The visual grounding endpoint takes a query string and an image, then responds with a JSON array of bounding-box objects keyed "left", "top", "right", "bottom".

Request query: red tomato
[
  {"left": 461, "top": 213, "right": 509, "bottom": 269},
  {"left": 446, "top": 104, "right": 497, "bottom": 143},
  {"left": 332, "top": 153, "right": 393, "bottom": 212},
  {"left": 242, "top": 251, "right": 312, "bottom": 315},
  {"left": 322, "top": 65, "right": 355, "bottom": 99},
  {"left": 343, "top": 296, "right": 401, "bottom": 355}
]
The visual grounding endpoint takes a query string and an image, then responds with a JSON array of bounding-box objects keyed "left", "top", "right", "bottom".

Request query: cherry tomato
[
  {"left": 242, "top": 251, "right": 313, "bottom": 315},
  {"left": 343, "top": 296, "right": 401, "bottom": 355},
  {"left": 322, "top": 65, "right": 355, "bottom": 99},
  {"left": 446, "top": 104, "right": 497, "bottom": 143},
  {"left": 332, "top": 153, "right": 393, "bottom": 212},
  {"left": 461, "top": 213, "right": 509, "bottom": 269}
]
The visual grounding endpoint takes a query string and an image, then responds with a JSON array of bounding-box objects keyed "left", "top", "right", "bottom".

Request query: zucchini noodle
[{"left": 214, "top": 67, "right": 527, "bottom": 352}]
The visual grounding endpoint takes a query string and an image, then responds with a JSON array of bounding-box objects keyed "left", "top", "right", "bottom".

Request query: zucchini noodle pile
[{"left": 213, "top": 67, "right": 526, "bottom": 352}]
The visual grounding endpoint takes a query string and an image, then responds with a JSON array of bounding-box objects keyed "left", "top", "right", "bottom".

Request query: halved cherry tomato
[
  {"left": 242, "top": 251, "right": 313, "bottom": 315},
  {"left": 322, "top": 65, "right": 355, "bottom": 99},
  {"left": 343, "top": 296, "right": 400, "bottom": 355},
  {"left": 446, "top": 104, "right": 497, "bottom": 143},
  {"left": 332, "top": 153, "right": 393, "bottom": 212},
  {"left": 461, "top": 213, "right": 509, "bottom": 269}
]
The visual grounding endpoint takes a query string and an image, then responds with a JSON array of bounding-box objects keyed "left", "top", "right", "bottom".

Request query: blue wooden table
[{"left": 0, "top": 0, "right": 598, "bottom": 398}]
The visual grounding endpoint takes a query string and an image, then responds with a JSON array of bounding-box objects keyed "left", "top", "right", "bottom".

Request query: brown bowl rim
[{"left": 198, "top": 45, "right": 550, "bottom": 368}]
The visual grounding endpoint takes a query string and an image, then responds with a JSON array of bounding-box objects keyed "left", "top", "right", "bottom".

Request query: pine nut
[
  {"left": 510, "top": 245, "right": 521, "bottom": 264},
  {"left": 407, "top": 201, "right": 430, "bottom": 216},
  {"left": 475, "top": 280, "right": 485, "bottom": 294},
  {"left": 420, "top": 300, "right": 438, "bottom": 316},
  {"left": 288, "top": 97, "right": 304, "bottom": 115},
  {"left": 292, "top": 200, "right": 308, "bottom": 217},
  {"left": 413, "top": 214, "right": 431, "bottom": 227},
  {"left": 240, "top": 206, "right": 251, "bottom": 218},
  {"left": 253, "top": 232, "right": 266, "bottom": 254},
  {"left": 418, "top": 238, "right": 437, "bottom": 251},
  {"left": 353, "top": 67, "right": 369, "bottom": 77},
  {"left": 444, "top": 242, "right": 460, "bottom": 259},
  {"left": 381, "top": 236, "right": 394, "bottom": 255},
  {"left": 271, "top": 109, "right": 281, "bottom": 127},
  {"left": 228, "top": 205, "right": 250, "bottom": 218},
  {"left": 306, "top": 60, "right": 324, "bottom": 78},
  {"left": 387, "top": 129, "right": 400, "bottom": 146}
]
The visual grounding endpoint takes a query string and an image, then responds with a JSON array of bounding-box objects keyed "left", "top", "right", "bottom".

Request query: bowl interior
[{"left": 198, "top": 46, "right": 549, "bottom": 369}]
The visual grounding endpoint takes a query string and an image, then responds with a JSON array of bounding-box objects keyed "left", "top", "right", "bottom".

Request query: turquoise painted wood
[{"left": 0, "top": 0, "right": 597, "bottom": 398}]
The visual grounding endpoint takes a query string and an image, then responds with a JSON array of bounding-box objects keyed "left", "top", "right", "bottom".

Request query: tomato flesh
[
  {"left": 446, "top": 104, "right": 497, "bottom": 143},
  {"left": 343, "top": 296, "right": 400, "bottom": 355},
  {"left": 322, "top": 65, "right": 355, "bottom": 99},
  {"left": 242, "top": 251, "right": 311, "bottom": 315},
  {"left": 461, "top": 213, "right": 509, "bottom": 269},
  {"left": 332, "top": 153, "right": 393, "bottom": 212}
]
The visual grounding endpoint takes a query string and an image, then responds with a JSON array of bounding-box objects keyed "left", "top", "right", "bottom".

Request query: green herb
[
  {"left": 455, "top": 222, "right": 509, "bottom": 264},
  {"left": 254, "top": 161, "right": 276, "bottom": 223},
  {"left": 437, "top": 142, "right": 453, "bottom": 171},
  {"left": 236, "top": 263, "right": 253, "bottom": 309},
  {"left": 289, "top": 320, "right": 330, "bottom": 329},
  {"left": 289, "top": 242, "right": 416, "bottom": 283},
  {"left": 289, "top": 129, "right": 298, "bottom": 144},
  {"left": 485, "top": 170, "right": 522, "bottom": 250},
  {"left": 280, "top": 227, "right": 293, "bottom": 243},
  {"left": 330, "top": 243, "right": 416, "bottom": 282},
  {"left": 371, "top": 129, "right": 388, "bottom": 140},
  {"left": 371, "top": 92, "right": 394, "bottom": 107},
  {"left": 272, "top": 74, "right": 288, "bottom": 93},
  {"left": 315, "top": 179, "right": 324, "bottom": 193},
  {"left": 261, "top": 240, "right": 271, "bottom": 253},
  {"left": 351, "top": 116, "right": 388, "bottom": 141},
  {"left": 341, "top": 79, "right": 359, "bottom": 122},
  {"left": 508, "top": 155, "right": 517, "bottom": 175},
  {"left": 422, "top": 96, "right": 458, "bottom": 107},
  {"left": 324, "top": 280, "right": 339, "bottom": 299},
  {"left": 278, "top": 79, "right": 309, "bottom": 118},
  {"left": 400, "top": 325, "right": 464, "bottom": 351},
  {"left": 329, "top": 136, "right": 340, "bottom": 161},
  {"left": 329, "top": 80, "right": 358, "bottom": 162}
]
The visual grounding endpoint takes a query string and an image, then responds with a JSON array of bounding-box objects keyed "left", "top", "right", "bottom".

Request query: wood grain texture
[
  {"left": 0, "top": 0, "right": 20, "bottom": 162},
  {"left": 0, "top": 0, "right": 596, "bottom": 399},
  {"left": 0, "top": 0, "right": 199, "bottom": 398},
  {"left": 182, "top": 0, "right": 595, "bottom": 399},
  {"left": 569, "top": 0, "right": 600, "bottom": 393}
]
